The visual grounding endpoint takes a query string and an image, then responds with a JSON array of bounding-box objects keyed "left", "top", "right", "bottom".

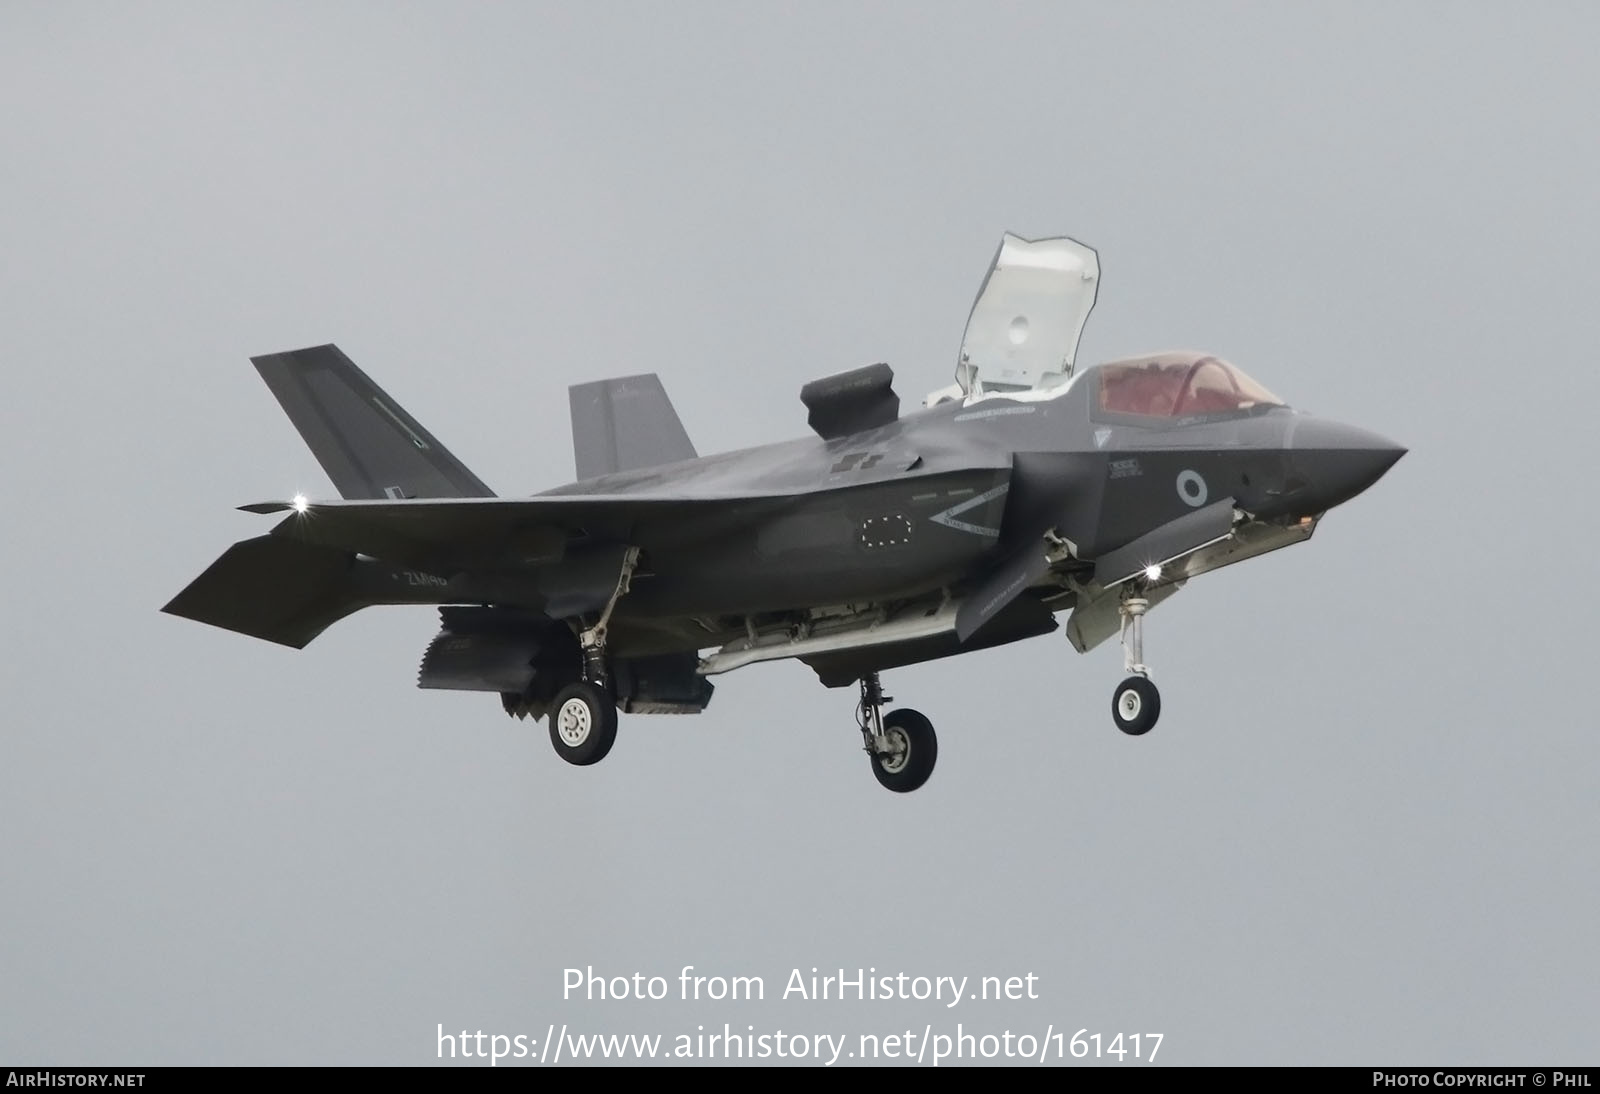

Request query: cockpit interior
[{"left": 1095, "top": 353, "right": 1283, "bottom": 419}]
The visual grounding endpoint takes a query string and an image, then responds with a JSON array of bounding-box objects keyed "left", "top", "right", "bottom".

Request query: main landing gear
[
  {"left": 1111, "top": 594, "right": 1161, "bottom": 735},
  {"left": 856, "top": 672, "right": 937, "bottom": 793},
  {"left": 549, "top": 681, "right": 616, "bottom": 766},
  {"left": 548, "top": 547, "right": 638, "bottom": 767}
]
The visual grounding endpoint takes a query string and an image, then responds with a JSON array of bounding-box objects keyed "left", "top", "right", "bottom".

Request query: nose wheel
[
  {"left": 1112, "top": 594, "right": 1162, "bottom": 735},
  {"left": 1112, "top": 675, "right": 1160, "bottom": 735}
]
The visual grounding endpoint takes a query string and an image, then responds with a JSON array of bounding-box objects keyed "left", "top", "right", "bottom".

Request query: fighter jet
[{"left": 164, "top": 233, "right": 1403, "bottom": 792}]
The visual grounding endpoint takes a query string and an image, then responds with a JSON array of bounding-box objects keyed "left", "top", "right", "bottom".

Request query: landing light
[
  {"left": 292, "top": 493, "right": 309, "bottom": 514},
  {"left": 1143, "top": 564, "right": 1162, "bottom": 582}
]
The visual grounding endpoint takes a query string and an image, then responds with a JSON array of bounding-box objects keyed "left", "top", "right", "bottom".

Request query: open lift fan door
[{"left": 957, "top": 234, "right": 1099, "bottom": 395}]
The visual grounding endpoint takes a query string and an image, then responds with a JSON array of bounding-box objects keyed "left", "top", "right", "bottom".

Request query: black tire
[
  {"left": 548, "top": 681, "right": 618, "bottom": 766},
  {"left": 871, "top": 708, "right": 938, "bottom": 793},
  {"left": 1111, "top": 675, "right": 1161, "bottom": 736}
]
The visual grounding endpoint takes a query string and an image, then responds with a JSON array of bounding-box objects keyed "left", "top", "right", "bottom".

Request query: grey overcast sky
[{"left": 3, "top": 1, "right": 1597, "bottom": 1067}]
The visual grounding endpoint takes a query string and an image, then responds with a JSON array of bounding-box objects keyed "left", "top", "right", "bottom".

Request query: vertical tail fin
[
  {"left": 568, "top": 373, "right": 697, "bottom": 481},
  {"left": 251, "top": 344, "right": 495, "bottom": 499}
]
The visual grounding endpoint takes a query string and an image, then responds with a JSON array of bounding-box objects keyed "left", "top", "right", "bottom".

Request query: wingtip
[{"left": 238, "top": 501, "right": 291, "bottom": 514}]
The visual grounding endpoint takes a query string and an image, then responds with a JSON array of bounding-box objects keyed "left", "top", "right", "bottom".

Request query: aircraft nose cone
[{"left": 1290, "top": 418, "right": 1406, "bottom": 514}]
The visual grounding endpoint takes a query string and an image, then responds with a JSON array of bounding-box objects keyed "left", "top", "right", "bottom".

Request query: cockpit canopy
[{"left": 1095, "top": 353, "right": 1284, "bottom": 419}]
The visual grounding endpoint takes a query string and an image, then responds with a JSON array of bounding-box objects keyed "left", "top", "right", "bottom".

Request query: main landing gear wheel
[
  {"left": 871, "top": 708, "right": 938, "bottom": 793},
  {"left": 549, "top": 681, "right": 617, "bottom": 766},
  {"left": 1112, "top": 676, "right": 1160, "bottom": 736},
  {"left": 854, "top": 673, "right": 936, "bottom": 793}
]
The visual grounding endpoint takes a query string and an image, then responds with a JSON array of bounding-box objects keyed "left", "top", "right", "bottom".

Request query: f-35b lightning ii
[{"left": 164, "top": 234, "right": 1403, "bottom": 792}]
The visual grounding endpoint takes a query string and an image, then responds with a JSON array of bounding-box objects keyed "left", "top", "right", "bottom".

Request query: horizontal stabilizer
[
  {"left": 252, "top": 344, "right": 494, "bottom": 500},
  {"left": 568, "top": 373, "right": 696, "bottom": 480},
  {"left": 161, "top": 535, "right": 365, "bottom": 648}
]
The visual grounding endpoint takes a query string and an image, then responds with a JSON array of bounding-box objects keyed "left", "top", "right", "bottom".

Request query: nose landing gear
[{"left": 1111, "top": 594, "right": 1161, "bottom": 735}]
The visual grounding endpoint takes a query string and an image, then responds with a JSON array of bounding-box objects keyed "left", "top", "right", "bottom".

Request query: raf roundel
[{"left": 1176, "top": 469, "right": 1208, "bottom": 508}]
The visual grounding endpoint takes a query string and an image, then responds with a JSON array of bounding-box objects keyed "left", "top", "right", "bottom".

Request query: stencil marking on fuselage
[{"left": 928, "top": 483, "right": 1010, "bottom": 537}]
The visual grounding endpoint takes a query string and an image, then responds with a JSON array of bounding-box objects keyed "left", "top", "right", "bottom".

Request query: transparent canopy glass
[{"left": 1096, "top": 354, "right": 1283, "bottom": 418}]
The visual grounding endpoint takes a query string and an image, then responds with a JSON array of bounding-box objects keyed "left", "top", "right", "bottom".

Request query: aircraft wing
[{"left": 240, "top": 493, "right": 790, "bottom": 571}]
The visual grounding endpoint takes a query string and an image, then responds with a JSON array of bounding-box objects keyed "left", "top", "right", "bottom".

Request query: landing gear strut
[
  {"left": 857, "top": 672, "right": 937, "bottom": 792},
  {"left": 577, "top": 546, "right": 640, "bottom": 688},
  {"left": 1111, "top": 594, "right": 1161, "bottom": 735},
  {"left": 548, "top": 547, "right": 639, "bottom": 766}
]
